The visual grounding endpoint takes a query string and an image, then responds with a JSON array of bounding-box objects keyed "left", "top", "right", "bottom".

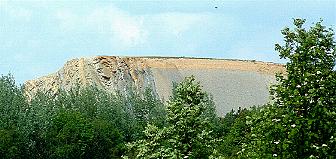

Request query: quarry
[{"left": 25, "top": 56, "right": 286, "bottom": 116}]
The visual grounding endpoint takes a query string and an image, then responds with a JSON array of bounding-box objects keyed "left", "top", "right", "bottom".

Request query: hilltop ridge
[{"left": 25, "top": 56, "right": 285, "bottom": 116}]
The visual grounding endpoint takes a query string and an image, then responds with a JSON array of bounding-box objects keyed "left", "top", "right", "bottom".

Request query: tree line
[{"left": 0, "top": 19, "right": 335, "bottom": 158}]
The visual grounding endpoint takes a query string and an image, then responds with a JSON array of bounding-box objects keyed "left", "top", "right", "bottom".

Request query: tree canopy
[
  {"left": 240, "top": 18, "right": 336, "bottom": 158},
  {"left": 127, "top": 76, "right": 217, "bottom": 159}
]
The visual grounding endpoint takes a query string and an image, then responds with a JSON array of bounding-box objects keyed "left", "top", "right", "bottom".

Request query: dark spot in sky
[{"left": 215, "top": 6, "right": 218, "bottom": 9}]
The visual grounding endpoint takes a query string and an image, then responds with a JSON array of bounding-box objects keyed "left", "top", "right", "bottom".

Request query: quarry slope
[{"left": 25, "top": 56, "right": 286, "bottom": 116}]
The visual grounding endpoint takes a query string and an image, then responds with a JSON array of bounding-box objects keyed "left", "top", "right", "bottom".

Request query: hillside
[{"left": 24, "top": 56, "right": 286, "bottom": 116}]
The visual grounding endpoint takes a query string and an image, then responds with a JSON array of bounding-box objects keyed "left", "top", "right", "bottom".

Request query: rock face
[{"left": 25, "top": 56, "right": 286, "bottom": 116}]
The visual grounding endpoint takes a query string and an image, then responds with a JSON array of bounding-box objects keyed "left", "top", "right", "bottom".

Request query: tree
[
  {"left": 127, "top": 76, "right": 217, "bottom": 158},
  {"left": 0, "top": 74, "right": 26, "bottom": 129},
  {"left": 241, "top": 19, "right": 336, "bottom": 158},
  {"left": 0, "top": 74, "right": 27, "bottom": 159},
  {"left": 0, "top": 73, "right": 167, "bottom": 158},
  {"left": 126, "top": 87, "right": 167, "bottom": 138},
  {"left": 218, "top": 107, "right": 257, "bottom": 158}
]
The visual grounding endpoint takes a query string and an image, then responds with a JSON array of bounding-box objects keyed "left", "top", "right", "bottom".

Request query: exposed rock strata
[{"left": 25, "top": 56, "right": 286, "bottom": 116}]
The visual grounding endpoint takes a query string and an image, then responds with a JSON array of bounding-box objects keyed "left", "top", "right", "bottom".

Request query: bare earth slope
[{"left": 25, "top": 56, "right": 285, "bottom": 116}]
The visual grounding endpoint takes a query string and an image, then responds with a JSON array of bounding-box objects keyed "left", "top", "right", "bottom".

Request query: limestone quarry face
[{"left": 24, "top": 56, "right": 286, "bottom": 116}]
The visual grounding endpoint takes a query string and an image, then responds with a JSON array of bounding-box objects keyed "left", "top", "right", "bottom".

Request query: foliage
[
  {"left": 240, "top": 19, "right": 336, "bottom": 158},
  {"left": 217, "top": 107, "right": 260, "bottom": 158},
  {"left": 45, "top": 110, "right": 124, "bottom": 158},
  {"left": 127, "top": 76, "right": 217, "bottom": 159},
  {"left": 47, "top": 110, "right": 94, "bottom": 158},
  {"left": 0, "top": 74, "right": 26, "bottom": 129},
  {"left": 125, "top": 87, "right": 167, "bottom": 139},
  {"left": 0, "top": 74, "right": 165, "bottom": 158},
  {"left": 0, "top": 74, "right": 26, "bottom": 158},
  {"left": 216, "top": 109, "right": 237, "bottom": 137}
]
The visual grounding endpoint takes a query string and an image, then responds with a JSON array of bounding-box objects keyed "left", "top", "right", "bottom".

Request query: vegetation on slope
[{"left": 0, "top": 75, "right": 166, "bottom": 158}]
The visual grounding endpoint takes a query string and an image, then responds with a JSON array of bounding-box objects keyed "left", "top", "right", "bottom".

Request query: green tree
[
  {"left": 46, "top": 111, "right": 94, "bottom": 158},
  {"left": 126, "top": 87, "right": 167, "bottom": 139},
  {"left": 46, "top": 110, "right": 124, "bottom": 159},
  {"left": 0, "top": 74, "right": 26, "bottom": 129},
  {"left": 241, "top": 19, "right": 336, "bottom": 158},
  {"left": 0, "top": 73, "right": 166, "bottom": 158},
  {"left": 22, "top": 91, "right": 56, "bottom": 158},
  {"left": 0, "top": 74, "right": 27, "bottom": 159},
  {"left": 218, "top": 107, "right": 258, "bottom": 158},
  {"left": 127, "top": 76, "right": 217, "bottom": 158}
]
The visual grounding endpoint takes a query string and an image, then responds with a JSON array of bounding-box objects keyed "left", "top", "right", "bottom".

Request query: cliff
[{"left": 24, "top": 56, "right": 286, "bottom": 116}]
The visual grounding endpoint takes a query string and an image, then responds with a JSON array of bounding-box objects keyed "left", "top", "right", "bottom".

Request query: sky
[{"left": 0, "top": 0, "right": 335, "bottom": 84}]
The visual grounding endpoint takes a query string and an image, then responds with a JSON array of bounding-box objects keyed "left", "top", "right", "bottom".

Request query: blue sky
[{"left": 0, "top": 0, "right": 335, "bottom": 84}]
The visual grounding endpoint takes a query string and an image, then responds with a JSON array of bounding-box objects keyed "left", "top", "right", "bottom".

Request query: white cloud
[
  {"left": 54, "top": 4, "right": 226, "bottom": 49},
  {"left": 111, "top": 16, "right": 146, "bottom": 47},
  {"left": 55, "top": 9, "right": 79, "bottom": 31},
  {"left": 0, "top": 0, "right": 7, "bottom": 7},
  {"left": 55, "top": 5, "right": 147, "bottom": 48},
  {"left": 13, "top": 8, "right": 32, "bottom": 19},
  {"left": 153, "top": 12, "right": 211, "bottom": 36},
  {"left": 2, "top": 3, "right": 32, "bottom": 22},
  {"left": 87, "top": 5, "right": 147, "bottom": 47}
]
